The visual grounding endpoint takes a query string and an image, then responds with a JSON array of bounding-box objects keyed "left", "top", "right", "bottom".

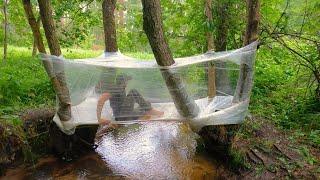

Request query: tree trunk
[
  {"left": 233, "top": 0, "right": 260, "bottom": 102},
  {"left": 205, "top": 0, "right": 214, "bottom": 51},
  {"left": 32, "top": 17, "right": 42, "bottom": 56},
  {"left": 314, "top": 70, "right": 320, "bottom": 101},
  {"left": 38, "top": 0, "right": 71, "bottom": 122},
  {"left": 37, "top": 0, "right": 100, "bottom": 160},
  {"left": 22, "top": 0, "right": 46, "bottom": 54},
  {"left": 118, "top": 0, "right": 125, "bottom": 26},
  {"left": 38, "top": 0, "right": 60, "bottom": 56},
  {"left": 3, "top": 0, "right": 8, "bottom": 64},
  {"left": 32, "top": 37, "right": 37, "bottom": 56},
  {"left": 200, "top": 0, "right": 260, "bottom": 159},
  {"left": 102, "top": 0, "right": 118, "bottom": 52},
  {"left": 214, "top": 1, "right": 229, "bottom": 52},
  {"left": 205, "top": 0, "right": 216, "bottom": 99},
  {"left": 141, "top": 0, "right": 199, "bottom": 118},
  {"left": 214, "top": 0, "right": 232, "bottom": 95}
]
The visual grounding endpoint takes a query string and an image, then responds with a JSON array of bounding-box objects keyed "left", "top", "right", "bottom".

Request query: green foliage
[
  {"left": 0, "top": 47, "right": 55, "bottom": 112},
  {"left": 53, "top": 0, "right": 102, "bottom": 47},
  {"left": 251, "top": 45, "right": 320, "bottom": 148}
]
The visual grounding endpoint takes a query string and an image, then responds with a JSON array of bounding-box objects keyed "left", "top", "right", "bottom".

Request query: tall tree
[
  {"left": 3, "top": 0, "right": 8, "bottom": 63},
  {"left": 102, "top": 0, "right": 118, "bottom": 52},
  {"left": 38, "top": 0, "right": 71, "bottom": 122},
  {"left": 38, "top": 0, "right": 61, "bottom": 55},
  {"left": 31, "top": 17, "right": 41, "bottom": 56},
  {"left": 214, "top": 0, "right": 232, "bottom": 95},
  {"left": 205, "top": 0, "right": 214, "bottom": 51},
  {"left": 214, "top": 0, "right": 229, "bottom": 51},
  {"left": 141, "top": 0, "right": 199, "bottom": 118},
  {"left": 233, "top": 0, "right": 260, "bottom": 102},
  {"left": 205, "top": 0, "right": 216, "bottom": 99},
  {"left": 117, "top": 0, "right": 125, "bottom": 26},
  {"left": 199, "top": 0, "right": 260, "bottom": 156},
  {"left": 22, "top": 0, "right": 46, "bottom": 54}
]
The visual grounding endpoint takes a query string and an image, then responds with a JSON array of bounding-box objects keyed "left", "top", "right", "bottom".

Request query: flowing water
[{"left": 2, "top": 122, "right": 234, "bottom": 179}]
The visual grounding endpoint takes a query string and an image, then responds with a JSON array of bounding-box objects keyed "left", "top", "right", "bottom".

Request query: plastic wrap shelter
[{"left": 40, "top": 41, "right": 258, "bottom": 135}]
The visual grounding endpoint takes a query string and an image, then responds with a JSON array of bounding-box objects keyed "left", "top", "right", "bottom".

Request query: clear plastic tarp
[{"left": 40, "top": 41, "right": 258, "bottom": 135}]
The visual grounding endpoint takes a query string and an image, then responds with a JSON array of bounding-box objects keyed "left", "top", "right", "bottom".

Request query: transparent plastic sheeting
[{"left": 40, "top": 41, "right": 258, "bottom": 135}]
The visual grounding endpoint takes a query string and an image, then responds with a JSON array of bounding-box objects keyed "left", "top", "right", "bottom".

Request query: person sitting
[{"left": 96, "top": 74, "right": 164, "bottom": 125}]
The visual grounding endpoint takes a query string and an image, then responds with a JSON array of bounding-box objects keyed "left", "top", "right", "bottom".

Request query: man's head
[{"left": 116, "top": 74, "right": 132, "bottom": 87}]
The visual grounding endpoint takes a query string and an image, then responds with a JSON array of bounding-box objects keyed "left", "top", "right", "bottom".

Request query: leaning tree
[{"left": 141, "top": 0, "right": 199, "bottom": 118}]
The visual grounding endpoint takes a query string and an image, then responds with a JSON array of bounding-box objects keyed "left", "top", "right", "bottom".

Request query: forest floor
[{"left": 232, "top": 116, "right": 320, "bottom": 179}]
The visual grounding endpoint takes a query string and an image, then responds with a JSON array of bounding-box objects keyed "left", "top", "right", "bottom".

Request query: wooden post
[
  {"left": 141, "top": 0, "right": 199, "bottom": 118},
  {"left": 38, "top": 0, "right": 72, "bottom": 122}
]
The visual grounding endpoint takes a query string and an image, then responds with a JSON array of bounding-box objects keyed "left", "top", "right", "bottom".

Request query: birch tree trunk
[{"left": 141, "top": 0, "right": 199, "bottom": 118}]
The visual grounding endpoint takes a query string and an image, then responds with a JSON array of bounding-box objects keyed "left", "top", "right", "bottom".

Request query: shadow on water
[{"left": 2, "top": 122, "right": 235, "bottom": 179}]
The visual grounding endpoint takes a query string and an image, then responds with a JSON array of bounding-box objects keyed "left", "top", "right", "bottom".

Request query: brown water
[{"left": 2, "top": 122, "right": 234, "bottom": 179}]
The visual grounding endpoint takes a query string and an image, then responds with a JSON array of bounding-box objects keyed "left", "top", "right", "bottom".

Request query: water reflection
[
  {"left": 2, "top": 122, "right": 228, "bottom": 179},
  {"left": 95, "top": 122, "right": 215, "bottom": 179}
]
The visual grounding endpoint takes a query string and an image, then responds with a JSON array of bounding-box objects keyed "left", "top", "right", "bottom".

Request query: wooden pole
[{"left": 141, "top": 0, "right": 199, "bottom": 118}]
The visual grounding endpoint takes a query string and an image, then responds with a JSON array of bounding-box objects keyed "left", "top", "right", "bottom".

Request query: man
[{"left": 96, "top": 74, "right": 164, "bottom": 125}]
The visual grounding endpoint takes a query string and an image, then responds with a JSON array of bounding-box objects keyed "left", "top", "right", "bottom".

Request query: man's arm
[{"left": 96, "top": 92, "right": 111, "bottom": 124}]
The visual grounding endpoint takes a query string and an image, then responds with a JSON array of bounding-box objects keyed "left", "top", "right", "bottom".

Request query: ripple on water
[
  {"left": 2, "top": 122, "right": 221, "bottom": 179},
  {"left": 95, "top": 121, "right": 217, "bottom": 179}
]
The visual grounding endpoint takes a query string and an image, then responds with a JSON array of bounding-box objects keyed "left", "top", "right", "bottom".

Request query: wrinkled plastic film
[{"left": 40, "top": 42, "right": 258, "bottom": 134}]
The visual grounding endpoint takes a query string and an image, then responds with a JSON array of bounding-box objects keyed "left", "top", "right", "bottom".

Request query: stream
[{"left": 2, "top": 122, "right": 235, "bottom": 179}]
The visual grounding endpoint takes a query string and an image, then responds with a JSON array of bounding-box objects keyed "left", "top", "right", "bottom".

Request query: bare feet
[
  {"left": 99, "top": 118, "right": 118, "bottom": 129},
  {"left": 139, "top": 108, "right": 164, "bottom": 120},
  {"left": 146, "top": 108, "right": 164, "bottom": 116},
  {"left": 99, "top": 118, "right": 111, "bottom": 125}
]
